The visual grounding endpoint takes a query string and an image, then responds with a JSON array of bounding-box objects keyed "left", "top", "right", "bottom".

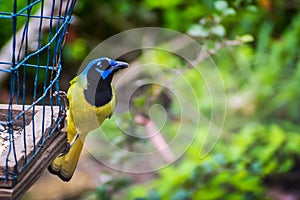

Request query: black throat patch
[{"left": 84, "top": 77, "right": 113, "bottom": 107}]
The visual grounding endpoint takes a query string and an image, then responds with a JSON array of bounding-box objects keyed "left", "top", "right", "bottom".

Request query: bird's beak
[{"left": 110, "top": 61, "right": 129, "bottom": 72}]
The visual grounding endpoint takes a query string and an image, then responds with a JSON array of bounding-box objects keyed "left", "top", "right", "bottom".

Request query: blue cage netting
[{"left": 0, "top": 0, "right": 76, "bottom": 183}]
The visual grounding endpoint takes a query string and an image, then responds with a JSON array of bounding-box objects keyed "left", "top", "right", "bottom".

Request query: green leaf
[
  {"left": 223, "top": 8, "right": 236, "bottom": 16},
  {"left": 143, "top": 0, "right": 181, "bottom": 9},
  {"left": 171, "top": 190, "right": 191, "bottom": 200},
  {"left": 96, "top": 186, "right": 110, "bottom": 200},
  {"left": 148, "top": 190, "right": 161, "bottom": 200},
  {"left": 187, "top": 24, "right": 209, "bottom": 37},
  {"left": 211, "top": 24, "right": 226, "bottom": 37},
  {"left": 237, "top": 34, "right": 254, "bottom": 43},
  {"left": 214, "top": 1, "right": 228, "bottom": 11}
]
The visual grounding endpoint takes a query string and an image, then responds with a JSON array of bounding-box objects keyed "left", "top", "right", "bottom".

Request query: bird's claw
[
  {"left": 69, "top": 133, "right": 80, "bottom": 148},
  {"left": 53, "top": 90, "right": 69, "bottom": 110},
  {"left": 58, "top": 142, "right": 71, "bottom": 157},
  {"left": 57, "top": 133, "right": 80, "bottom": 157}
]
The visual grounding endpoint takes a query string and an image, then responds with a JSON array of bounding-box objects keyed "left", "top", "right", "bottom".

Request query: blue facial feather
[
  {"left": 81, "top": 57, "right": 114, "bottom": 80},
  {"left": 110, "top": 59, "right": 117, "bottom": 66},
  {"left": 95, "top": 68, "right": 112, "bottom": 79}
]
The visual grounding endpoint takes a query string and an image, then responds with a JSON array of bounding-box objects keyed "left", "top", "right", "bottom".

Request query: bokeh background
[{"left": 1, "top": 0, "right": 300, "bottom": 199}]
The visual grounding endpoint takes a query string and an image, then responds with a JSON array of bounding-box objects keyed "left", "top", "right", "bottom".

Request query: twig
[
  {"left": 114, "top": 35, "right": 243, "bottom": 86},
  {"left": 134, "top": 114, "right": 176, "bottom": 163}
]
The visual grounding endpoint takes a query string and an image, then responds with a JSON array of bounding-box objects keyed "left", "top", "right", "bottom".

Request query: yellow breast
[{"left": 66, "top": 80, "right": 116, "bottom": 135}]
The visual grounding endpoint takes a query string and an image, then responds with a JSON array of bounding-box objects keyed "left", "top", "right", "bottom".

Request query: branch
[
  {"left": 134, "top": 114, "right": 176, "bottom": 163},
  {"left": 114, "top": 36, "right": 243, "bottom": 86}
]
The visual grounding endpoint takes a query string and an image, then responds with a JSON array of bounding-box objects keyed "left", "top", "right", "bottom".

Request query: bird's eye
[{"left": 97, "top": 59, "right": 110, "bottom": 70}]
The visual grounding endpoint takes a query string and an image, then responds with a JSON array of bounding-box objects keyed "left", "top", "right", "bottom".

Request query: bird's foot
[
  {"left": 53, "top": 90, "right": 69, "bottom": 110},
  {"left": 57, "top": 133, "right": 80, "bottom": 157},
  {"left": 58, "top": 142, "right": 70, "bottom": 157}
]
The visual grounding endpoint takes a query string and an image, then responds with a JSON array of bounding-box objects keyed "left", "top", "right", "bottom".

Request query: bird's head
[
  {"left": 80, "top": 57, "right": 128, "bottom": 106},
  {"left": 83, "top": 57, "right": 128, "bottom": 84}
]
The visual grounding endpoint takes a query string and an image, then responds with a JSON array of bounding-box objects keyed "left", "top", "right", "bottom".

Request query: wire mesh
[{"left": 0, "top": 0, "right": 76, "bottom": 181}]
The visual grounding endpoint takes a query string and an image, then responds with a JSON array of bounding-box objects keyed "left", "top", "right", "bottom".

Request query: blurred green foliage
[
  {"left": 2, "top": 0, "right": 300, "bottom": 199},
  {"left": 125, "top": 124, "right": 300, "bottom": 199},
  {"left": 82, "top": 0, "right": 300, "bottom": 199}
]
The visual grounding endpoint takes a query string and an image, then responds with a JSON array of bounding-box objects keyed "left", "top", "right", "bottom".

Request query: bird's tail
[{"left": 48, "top": 134, "right": 85, "bottom": 182}]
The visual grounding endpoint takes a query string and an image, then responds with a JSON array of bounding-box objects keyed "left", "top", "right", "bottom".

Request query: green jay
[{"left": 48, "top": 57, "right": 128, "bottom": 181}]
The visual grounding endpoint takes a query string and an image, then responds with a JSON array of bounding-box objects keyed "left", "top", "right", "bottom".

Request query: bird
[{"left": 48, "top": 57, "right": 128, "bottom": 181}]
